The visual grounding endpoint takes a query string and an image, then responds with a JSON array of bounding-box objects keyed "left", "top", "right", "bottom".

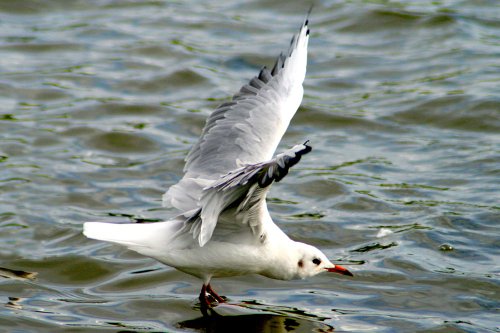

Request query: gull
[{"left": 83, "top": 14, "right": 353, "bottom": 310}]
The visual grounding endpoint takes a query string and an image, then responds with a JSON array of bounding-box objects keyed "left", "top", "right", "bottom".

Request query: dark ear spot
[
  {"left": 259, "top": 233, "right": 266, "bottom": 243},
  {"left": 298, "top": 259, "right": 304, "bottom": 268},
  {"left": 312, "top": 258, "right": 321, "bottom": 265}
]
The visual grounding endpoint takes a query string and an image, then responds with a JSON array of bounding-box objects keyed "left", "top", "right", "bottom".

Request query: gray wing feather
[
  {"left": 163, "top": 18, "right": 310, "bottom": 213},
  {"left": 183, "top": 19, "right": 309, "bottom": 179},
  {"left": 186, "top": 142, "right": 312, "bottom": 246}
]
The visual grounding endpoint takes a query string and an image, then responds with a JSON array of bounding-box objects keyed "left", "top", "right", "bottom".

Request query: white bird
[{"left": 83, "top": 14, "right": 352, "bottom": 309}]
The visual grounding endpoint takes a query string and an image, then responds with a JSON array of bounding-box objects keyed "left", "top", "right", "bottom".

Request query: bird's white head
[{"left": 292, "top": 242, "right": 353, "bottom": 280}]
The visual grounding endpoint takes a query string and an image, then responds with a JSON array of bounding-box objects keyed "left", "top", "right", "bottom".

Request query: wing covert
[{"left": 186, "top": 142, "right": 312, "bottom": 247}]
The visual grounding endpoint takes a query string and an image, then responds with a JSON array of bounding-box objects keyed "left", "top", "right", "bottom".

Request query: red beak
[{"left": 326, "top": 264, "right": 353, "bottom": 277}]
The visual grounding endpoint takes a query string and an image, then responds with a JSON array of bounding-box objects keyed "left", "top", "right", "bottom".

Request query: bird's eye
[{"left": 312, "top": 258, "right": 321, "bottom": 265}]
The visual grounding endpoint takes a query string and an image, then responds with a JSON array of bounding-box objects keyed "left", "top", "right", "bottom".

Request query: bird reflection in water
[{"left": 178, "top": 301, "right": 334, "bottom": 333}]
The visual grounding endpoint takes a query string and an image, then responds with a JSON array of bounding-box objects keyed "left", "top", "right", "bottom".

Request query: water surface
[{"left": 1, "top": 0, "right": 499, "bottom": 332}]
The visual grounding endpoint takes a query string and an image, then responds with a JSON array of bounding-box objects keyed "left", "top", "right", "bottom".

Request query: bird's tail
[{"left": 83, "top": 220, "right": 183, "bottom": 255}]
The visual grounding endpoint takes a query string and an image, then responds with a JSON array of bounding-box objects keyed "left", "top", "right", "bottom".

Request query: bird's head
[{"left": 293, "top": 242, "right": 353, "bottom": 279}]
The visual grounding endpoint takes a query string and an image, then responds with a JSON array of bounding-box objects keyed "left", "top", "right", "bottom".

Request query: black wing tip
[
  {"left": 304, "top": 4, "right": 313, "bottom": 27},
  {"left": 257, "top": 142, "right": 313, "bottom": 188},
  {"left": 272, "top": 8, "right": 313, "bottom": 78},
  {"left": 258, "top": 174, "right": 275, "bottom": 188},
  {"left": 304, "top": 9, "right": 311, "bottom": 35},
  {"left": 303, "top": 140, "right": 312, "bottom": 152}
]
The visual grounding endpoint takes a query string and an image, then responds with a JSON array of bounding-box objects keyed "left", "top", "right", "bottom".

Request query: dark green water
[{"left": 1, "top": 1, "right": 499, "bottom": 332}]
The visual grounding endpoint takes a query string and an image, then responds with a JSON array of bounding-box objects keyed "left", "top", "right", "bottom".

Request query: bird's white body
[
  {"left": 84, "top": 202, "right": 334, "bottom": 283},
  {"left": 83, "top": 14, "right": 352, "bottom": 304}
]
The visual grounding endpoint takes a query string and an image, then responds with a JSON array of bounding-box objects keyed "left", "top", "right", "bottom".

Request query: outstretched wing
[
  {"left": 184, "top": 142, "right": 311, "bottom": 247},
  {"left": 163, "top": 17, "right": 310, "bottom": 213},
  {"left": 184, "top": 18, "right": 310, "bottom": 179}
]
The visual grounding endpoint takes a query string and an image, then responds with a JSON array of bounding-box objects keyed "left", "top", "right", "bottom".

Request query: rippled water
[{"left": 1, "top": 1, "right": 499, "bottom": 332}]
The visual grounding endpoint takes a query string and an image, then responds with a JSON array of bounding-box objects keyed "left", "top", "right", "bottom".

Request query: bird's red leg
[
  {"left": 206, "top": 284, "right": 225, "bottom": 303},
  {"left": 199, "top": 284, "right": 212, "bottom": 308}
]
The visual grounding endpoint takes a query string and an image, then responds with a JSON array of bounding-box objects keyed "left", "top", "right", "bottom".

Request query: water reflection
[
  {"left": 0, "top": 266, "right": 38, "bottom": 281},
  {"left": 179, "top": 314, "right": 333, "bottom": 333},
  {"left": 179, "top": 301, "right": 334, "bottom": 333},
  {"left": 5, "top": 296, "right": 23, "bottom": 310}
]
